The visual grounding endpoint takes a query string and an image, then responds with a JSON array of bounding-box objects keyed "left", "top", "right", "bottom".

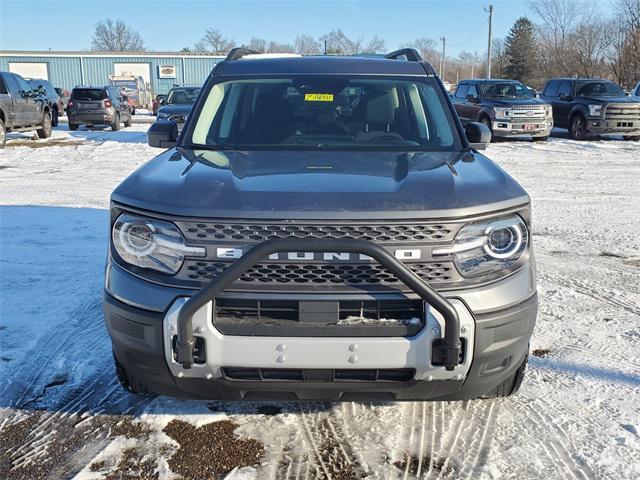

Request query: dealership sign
[{"left": 158, "top": 65, "right": 176, "bottom": 78}]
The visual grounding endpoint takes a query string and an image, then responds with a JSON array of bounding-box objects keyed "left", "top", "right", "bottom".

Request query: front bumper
[
  {"left": 491, "top": 119, "right": 553, "bottom": 138},
  {"left": 585, "top": 116, "right": 640, "bottom": 135},
  {"left": 105, "top": 292, "right": 536, "bottom": 401}
]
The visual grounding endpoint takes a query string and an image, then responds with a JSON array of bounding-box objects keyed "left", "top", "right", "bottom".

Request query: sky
[{"left": 0, "top": 0, "right": 612, "bottom": 57}]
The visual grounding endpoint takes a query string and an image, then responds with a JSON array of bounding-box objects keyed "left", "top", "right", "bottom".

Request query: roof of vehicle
[
  {"left": 545, "top": 78, "right": 613, "bottom": 82},
  {"left": 215, "top": 55, "right": 434, "bottom": 77},
  {"left": 459, "top": 79, "right": 522, "bottom": 84}
]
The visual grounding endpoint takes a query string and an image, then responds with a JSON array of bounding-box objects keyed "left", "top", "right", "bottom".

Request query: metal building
[{"left": 0, "top": 51, "right": 225, "bottom": 93}]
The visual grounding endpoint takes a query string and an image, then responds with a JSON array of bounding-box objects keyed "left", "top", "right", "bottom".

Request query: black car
[
  {"left": 28, "top": 79, "right": 64, "bottom": 127},
  {"left": 104, "top": 49, "right": 538, "bottom": 402},
  {"left": 67, "top": 86, "right": 132, "bottom": 131},
  {"left": 541, "top": 78, "right": 640, "bottom": 141},
  {"left": 155, "top": 86, "right": 201, "bottom": 131},
  {"left": 452, "top": 79, "right": 553, "bottom": 141}
]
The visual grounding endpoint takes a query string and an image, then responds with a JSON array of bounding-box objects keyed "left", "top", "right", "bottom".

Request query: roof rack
[
  {"left": 385, "top": 48, "right": 423, "bottom": 62},
  {"left": 225, "top": 47, "right": 260, "bottom": 61}
]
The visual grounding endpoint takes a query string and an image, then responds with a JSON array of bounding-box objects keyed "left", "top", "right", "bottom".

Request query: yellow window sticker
[{"left": 304, "top": 93, "right": 334, "bottom": 102}]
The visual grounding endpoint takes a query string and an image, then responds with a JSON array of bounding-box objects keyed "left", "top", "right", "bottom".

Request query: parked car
[
  {"left": 0, "top": 71, "right": 52, "bottom": 148},
  {"left": 108, "top": 74, "right": 151, "bottom": 114},
  {"left": 67, "top": 86, "right": 132, "bottom": 131},
  {"left": 105, "top": 48, "right": 537, "bottom": 402},
  {"left": 152, "top": 94, "right": 166, "bottom": 116},
  {"left": 452, "top": 79, "right": 553, "bottom": 141},
  {"left": 541, "top": 78, "right": 640, "bottom": 141},
  {"left": 54, "top": 87, "right": 70, "bottom": 112},
  {"left": 632, "top": 81, "right": 640, "bottom": 99},
  {"left": 28, "top": 79, "right": 64, "bottom": 127},
  {"left": 155, "top": 85, "right": 201, "bottom": 131}
]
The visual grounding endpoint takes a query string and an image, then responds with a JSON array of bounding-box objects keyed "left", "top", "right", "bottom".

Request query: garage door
[
  {"left": 113, "top": 63, "right": 151, "bottom": 86},
  {"left": 9, "top": 62, "right": 49, "bottom": 80}
]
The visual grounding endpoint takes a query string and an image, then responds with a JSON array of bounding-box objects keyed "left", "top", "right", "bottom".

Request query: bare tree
[
  {"left": 91, "top": 19, "right": 145, "bottom": 52},
  {"left": 569, "top": 19, "right": 611, "bottom": 78},
  {"left": 195, "top": 29, "right": 235, "bottom": 53},
  {"left": 320, "top": 29, "right": 385, "bottom": 55},
  {"left": 295, "top": 35, "right": 322, "bottom": 55},
  {"left": 244, "top": 38, "right": 294, "bottom": 53},
  {"left": 457, "top": 50, "right": 483, "bottom": 80},
  {"left": 402, "top": 38, "right": 438, "bottom": 64},
  {"left": 491, "top": 39, "right": 508, "bottom": 80}
]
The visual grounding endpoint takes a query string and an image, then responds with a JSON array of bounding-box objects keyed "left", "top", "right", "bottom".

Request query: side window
[
  {"left": 455, "top": 84, "right": 469, "bottom": 99},
  {"left": 15, "top": 75, "right": 32, "bottom": 93},
  {"left": 4, "top": 74, "right": 21, "bottom": 94},
  {"left": 0, "top": 75, "right": 7, "bottom": 95},
  {"left": 543, "top": 80, "right": 559, "bottom": 97},
  {"left": 558, "top": 81, "right": 572, "bottom": 98},
  {"left": 467, "top": 85, "right": 479, "bottom": 99}
]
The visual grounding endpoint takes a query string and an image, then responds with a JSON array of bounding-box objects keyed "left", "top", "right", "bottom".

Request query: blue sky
[{"left": 0, "top": 0, "right": 610, "bottom": 56}]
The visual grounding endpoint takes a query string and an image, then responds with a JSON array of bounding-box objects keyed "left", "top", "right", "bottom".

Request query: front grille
[
  {"left": 178, "top": 221, "right": 456, "bottom": 243},
  {"left": 169, "top": 114, "right": 185, "bottom": 123},
  {"left": 180, "top": 260, "right": 456, "bottom": 286},
  {"left": 221, "top": 367, "right": 416, "bottom": 382},
  {"left": 605, "top": 104, "right": 640, "bottom": 119}
]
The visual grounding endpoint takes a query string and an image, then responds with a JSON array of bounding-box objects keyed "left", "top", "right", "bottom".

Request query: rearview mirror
[
  {"left": 148, "top": 120, "right": 178, "bottom": 148},
  {"left": 465, "top": 122, "right": 491, "bottom": 150}
]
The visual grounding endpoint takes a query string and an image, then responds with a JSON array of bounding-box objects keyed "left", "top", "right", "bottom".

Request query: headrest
[{"left": 366, "top": 90, "right": 396, "bottom": 125}]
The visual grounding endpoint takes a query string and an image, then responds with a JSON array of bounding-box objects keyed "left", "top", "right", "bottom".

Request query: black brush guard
[{"left": 175, "top": 239, "right": 462, "bottom": 371}]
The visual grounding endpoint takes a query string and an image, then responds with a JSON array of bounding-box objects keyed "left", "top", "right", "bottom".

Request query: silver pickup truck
[{"left": 0, "top": 71, "right": 53, "bottom": 149}]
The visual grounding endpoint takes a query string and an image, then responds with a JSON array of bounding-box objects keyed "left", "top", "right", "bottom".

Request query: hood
[
  {"left": 576, "top": 95, "right": 639, "bottom": 104},
  {"left": 158, "top": 104, "right": 194, "bottom": 116},
  {"left": 112, "top": 149, "right": 529, "bottom": 219},
  {"left": 484, "top": 98, "right": 547, "bottom": 107}
]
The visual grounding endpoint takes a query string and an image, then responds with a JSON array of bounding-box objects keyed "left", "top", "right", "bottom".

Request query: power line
[{"left": 448, "top": 18, "right": 489, "bottom": 48}]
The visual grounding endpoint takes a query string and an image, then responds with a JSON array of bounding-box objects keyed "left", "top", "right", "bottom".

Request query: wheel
[
  {"left": 480, "top": 116, "right": 495, "bottom": 142},
  {"left": 68, "top": 123, "right": 79, "bottom": 131},
  {"left": 570, "top": 114, "right": 588, "bottom": 140},
  {"left": 482, "top": 354, "right": 528, "bottom": 398},
  {"left": 51, "top": 107, "right": 59, "bottom": 127},
  {"left": 0, "top": 118, "right": 6, "bottom": 149},
  {"left": 111, "top": 113, "right": 121, "bottom": 131},
  {"left": 36, "top": 111, "right": 52, "bottom": 138},
  {"left": 623, "top": 135, "right": 640, "bottom": 141},
  {"left": 131, "top": 107, "right": 136, "bottom": 115},
  {"left": 532, "top": 135, "right": 549, "bottom": 142},
  {"left": 124, "top": 115, "right": 132, "bottom": 128},
  {"left": 113, "top": 351, "right": 155, "bottom": 396}
]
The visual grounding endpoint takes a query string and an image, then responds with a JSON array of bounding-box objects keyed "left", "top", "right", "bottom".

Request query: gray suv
[
  {"left": 104, "top": 48, "right": 537, "bottom": 401},
  {"left": 67, "top": 86, "right": 132, "bottom": 131}
]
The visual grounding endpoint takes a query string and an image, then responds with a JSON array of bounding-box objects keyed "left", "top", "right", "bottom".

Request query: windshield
[
  {"left": 480, "top": 82, "right": 533, "bottom": 99},
  {"left": 188, "top": 77, "right": 458, "bottom": 151},
  {"left": 71, "top": 89, "right": 107, "bottom": 100},
  {"left": 166, "top": 88, "right": 201, "bottom": 104},
  {"left": 575, "top": 81, "right": 625, "bottom": 97},
  {"left": 111, "top": 80, "right": 137, "bottom": 89}
]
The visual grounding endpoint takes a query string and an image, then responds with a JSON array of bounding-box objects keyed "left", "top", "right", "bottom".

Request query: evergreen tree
[{"left": 504, "top": 17, "right": 538, "bottom": 84}]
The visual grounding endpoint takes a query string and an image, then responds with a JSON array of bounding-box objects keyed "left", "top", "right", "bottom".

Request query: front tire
[
  {"left": 0, "top": 119, "right": 6, "bottom": 149},
  {"left": 570, "top": 114, "right": 588, "bottom": 140},
  {"left": 51, "top": 107, "right": 59, "bottom": 127},
  {"left": 482, "top": 355, "right": 528, "bottom": 398},
  {"left": 480, "top": 116, "right": 495, "bottom": 142},
  {"left": 111, "top": 113, "right": 121, "bottom": 131},
  {"left": 124, "top": 115, "right": 132, "bottom": 128},
  {"left": 36, "top": 111, "right": 52, "bottom": 138},
  {"left": 68, "top": 122, "right": 79, "bottom": 131}
]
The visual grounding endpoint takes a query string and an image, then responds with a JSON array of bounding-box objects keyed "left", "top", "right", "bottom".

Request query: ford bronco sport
[{"left": 104, "top": 49, "right": 537, "bottom": 401}]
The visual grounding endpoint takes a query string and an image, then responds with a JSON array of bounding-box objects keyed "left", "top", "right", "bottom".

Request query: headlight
[
  {"left": 588, "top": 104, "right": 603, "bottom": 117},
  {"left": 433, "top": 215, "right": 529, "bottom": 278},
  {"left": 493, "top": 107, "right": 510, "bottom": 120},
  {"left": 544, "top": 105, "right": 553, "bottom": 117},
  {"left": 157, "top": 112, "right": 169, "bottom": 119},
  {"left": 112, "top": 213, "right": 205, "bottom": 274}
]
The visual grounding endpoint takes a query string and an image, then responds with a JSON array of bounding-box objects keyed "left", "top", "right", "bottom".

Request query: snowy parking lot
[{"left": 0, "top": 121, "right": 639, "bottom": 479}]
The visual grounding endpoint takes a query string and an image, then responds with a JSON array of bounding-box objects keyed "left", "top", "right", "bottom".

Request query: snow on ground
[{"left": 0, "top": 124, "right": 639, "bottom": 479}]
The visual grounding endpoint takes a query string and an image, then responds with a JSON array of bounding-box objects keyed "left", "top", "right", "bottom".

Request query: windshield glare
[
  {"left": 166, "top": 88, "right": 201, "bottom": 104},
  {"left": 189, "top": 77, "right": 458, "bottom": 151},
  {"left": 480, "top": 82, "right": 533, "bottom": 99},
  {"left": 576, "top": 81, "right": 624, "bottom": 97}
]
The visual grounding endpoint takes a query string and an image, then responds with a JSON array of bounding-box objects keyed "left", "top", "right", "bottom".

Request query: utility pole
[
  {"left": 440, "top": 36, "right": 446, "bottom": 81},
  {"left": 485, "top": 4, "right": 493, "bottom": 78}
]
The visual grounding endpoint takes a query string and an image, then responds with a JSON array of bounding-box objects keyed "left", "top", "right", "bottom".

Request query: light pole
[
  {"left": 485, "top": 4, "right": 494, "bottom": 78},
  {"left": 440, "top": 36, "right": 446, "bottom": 81}
]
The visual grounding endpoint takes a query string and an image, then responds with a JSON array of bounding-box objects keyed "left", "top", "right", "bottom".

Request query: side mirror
[
  {"left": 466, "top": 94, "right": 479, "bottom": 103},
  {"left": 465, "top": 122, "right": 491, "bottom": 150},
  {"left": 148, "top": 120, "right": 178, "bottom": 148}
]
